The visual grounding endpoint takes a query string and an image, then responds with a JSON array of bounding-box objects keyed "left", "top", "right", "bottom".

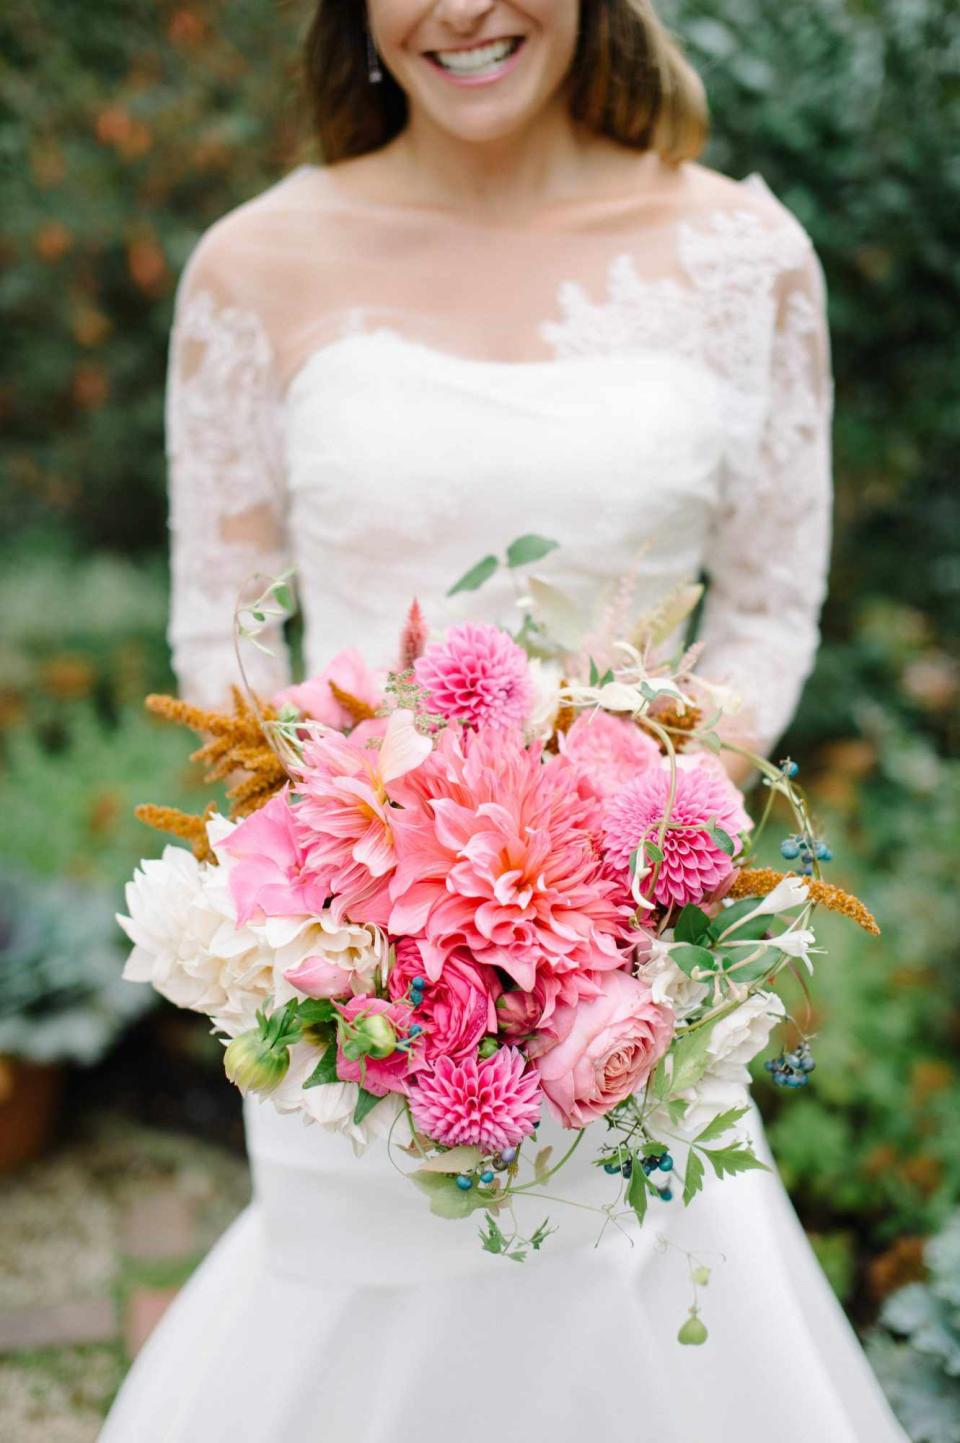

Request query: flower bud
[
  {"left": 354, "top": 1012, "right": 398, "bottom": 1059},
  {"left": 477, "top": 1036, "right": 499, "bottom": 1059},
  {"left": 677, "top": 1311, "right": 708, "bottom": 1346},
  {"left": 224, "top": 1030, "right": 290, "bottom": 1096}
]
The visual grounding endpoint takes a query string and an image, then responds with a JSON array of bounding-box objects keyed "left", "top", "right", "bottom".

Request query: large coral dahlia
[
  {"left": 414, "top": 622, "right": 534, "bottom": 731},
  {"left": 388, "top": 727, "right": 625, "bottom": 1008},
  {"left": 602, "top": 761, "right": 750, "bottom": 910},
  {"left": 409, "top": 1047, "right": 541, "bottom": 1151}
]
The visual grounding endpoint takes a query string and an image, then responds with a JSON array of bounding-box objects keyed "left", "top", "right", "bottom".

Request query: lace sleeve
[
  {"left": 697, "top": 231, "right": 834, "bottom": 758},
  {"left": 165, "top": 236, "right": 292, "bottom": 709}
]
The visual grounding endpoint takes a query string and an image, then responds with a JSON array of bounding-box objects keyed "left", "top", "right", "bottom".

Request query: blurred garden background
[{"left": 1, "top": 0, "right": 958, "bottom": 1437}]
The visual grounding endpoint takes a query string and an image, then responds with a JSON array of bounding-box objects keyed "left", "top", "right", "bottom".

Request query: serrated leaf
[
  {"left": 675, "top": 905, "right": 712, "bottom": 945},
  {"left": 447, "top": 554, "right": 499, "bottom": 596},
  {"left": 479, "top": 1213, "right": 506, "bottom": 1254},
  {"left": 704, "top": 1143, "right": 770, "bottom": 1180},
  {"left": 670, "top": 943, "right": 716, "bottom": 976},
  {"left": 683, "top": 1148, "right": 705, "bottom": 1205},
  {"left": 353, "top": 1086, "right": 382, "bottom": 1126},
  {"left": 507, "top": 1249, "right": 527, "bottom": 1263},
  {"left": 664, "top": 1020, "right": 718, "bottom": 1095},
  {"left": 506, "top": 533, "right": 559, "bottom": 568},
  {"left": 416, "top": 1145, "right": 482, "bottom": 1174},
  {"left": 627, "top": 1160, "right": 649, "bottom": 1225},
  {"left": 302, "top": 1045, "right": 340, "bottom": 1089},
  {"left": 693, "top": 1106, "right": 750, "bottom": 1144}
]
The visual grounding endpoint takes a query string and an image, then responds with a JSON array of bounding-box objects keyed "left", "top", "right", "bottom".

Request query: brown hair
[{"left": 303, "top": 1, "right": 709, "bottom": 166}]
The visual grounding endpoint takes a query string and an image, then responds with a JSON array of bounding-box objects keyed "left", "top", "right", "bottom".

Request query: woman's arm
[
  {"left": 697, "top": 235, "right": 835, "bottom": 778},
  {"left": 165, "top": 231, "right": 292, "bottom": 709}
]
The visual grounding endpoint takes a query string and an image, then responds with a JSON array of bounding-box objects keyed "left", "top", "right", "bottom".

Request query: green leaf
[
  {"left": 627, "top": 1160, "right": 649, "bottom": 1226},
  {"left": 704, "top": 1143, "right": 770, "bottom": 1181},
  {"left": 412, "top": 1171, "right": 485, "bottom": 1220},
  {"left": 664, "top": 1021, "right": 718, "bottom": 1095},
  {"left": 644, "top": 840, "right": 664, "bottom": 863},
  {"left": 295, "top": 998, "right": 338, "bottom": 1025},
  {"left": 271, "top": 582, "right": 294, "bottom": 612},
  {"left": 416, "top": 1145, "right": 482, "bottom": 1174},
  {"left": 534, "top": 1146, "right": 554, "bottom": 1183},
  {"left": 447, "top": 554, "right": 499, "bottom": 596},
  {"left": 530, "top": 1219, "right": 555, "bottom": 1251},
  {"left": 682, "top": 1149, "right": 705, "bottom": 1206},
  {"left": 693, "top": 1106, "right": 751, "bottom": 1144},
  {"left": 707, "top": 820, "right": 736, "bottom": 856},
  {"left": 675, "top": 905, "right": 712, "bottom": 945},
  {"left": 303, "top": 1046, "right": 340, "bottom": 1090},
  {"left": 589, "top": 656, "right": 601, "bottom": 686},
  {"left": 505, "top": 533, "right": 559, "bottom": 568},
  {"left": 479, "top": 1212, "right": 506, "bottom": 1254},
  {"left": 353, "top": 1087, "right": 382, "bottom": 1126},
  {"left": 670, "top": 943, "right": 716, "bottom": 976},
  {"left": 715, "top": 943, "right": 778, "bottom": 983}
]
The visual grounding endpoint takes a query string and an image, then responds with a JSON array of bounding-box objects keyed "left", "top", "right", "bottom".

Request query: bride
[{"left": 101, "top": 3, "right": 909, "bottom": 1439}]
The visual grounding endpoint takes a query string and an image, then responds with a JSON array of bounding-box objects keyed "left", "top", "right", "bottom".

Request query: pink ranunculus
[
  {"left": 413, "top": 622, "right": 534, "bottom": 731},
  {"left": 388, "top": 939, "right": 501, "bottom": 1061},
  {"left": 560, "top": 711, "right": 660, "bottom": 800},
  {"left": 274, "top": 648, "right": 385, "bottom": 731},
  {"left": 533, "top": 970, "right": 674, "bottom": 1128},
  {"left": 602, "top": 758, "right": 751, "bottom": 911},
  {"left": 335, "top": 995, "right": 424, "bottom": 1098},
  {"left": 221, "top": 788, "right": 329, "bottom": 926},
  {"left": 284, "top": 954, "right": 354, "bottom": 1000},
  {"left": 409, "top": 1047, "right": 542, "bottom": 1152},
  {"left": 388, "top": 726, "right": 625, "bottom": 1009}
]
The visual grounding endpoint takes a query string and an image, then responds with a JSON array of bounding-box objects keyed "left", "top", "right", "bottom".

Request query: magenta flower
[
  {"left": 388, "top": 939, "right": 501, "bottom": 1062},
  {"left": 602, "top": 760, "right": 751, "bottom": 910},
  {"left": 221, "top": 789, "right": 329, "bottom": 925},
  {"left": 409, "top": 1047, "right": 542, "bottom": 1151},
  {"left": 388, "top": 726, "right": 625, "bottom": 1013},
  {"left": 560, "top": 711, "right": 660, "bottom": 800},
  {"left": 413, "top": 622, "right": 534, "bottom": 731}
]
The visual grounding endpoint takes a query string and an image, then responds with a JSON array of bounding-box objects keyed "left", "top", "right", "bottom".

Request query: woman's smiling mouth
[{"left": 425, "top": 35, "right": 526, "bottom": 84}]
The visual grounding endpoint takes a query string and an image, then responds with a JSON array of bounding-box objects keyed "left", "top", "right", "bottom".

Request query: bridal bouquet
[{"left": 120, "top": 537, "right": 878, "bottom": 1318}]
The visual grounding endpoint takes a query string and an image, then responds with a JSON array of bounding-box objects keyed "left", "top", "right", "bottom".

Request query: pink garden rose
[
  {"left": 388, "top": 939, "right": 501, "bottom": 1062},
  {"left": 532, "top": 970, "right": 674, "bottom": 1128},
  {"left": 274, "top": 648, "right": 384, "bottom": 731},
  {"left": 560, "top": 711, "right": 660, "bottom": 800},
  {"left": 335, "top": 995, "right": 423, "bottom": 1098}
]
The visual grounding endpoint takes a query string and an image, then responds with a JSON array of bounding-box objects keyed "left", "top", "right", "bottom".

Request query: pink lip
[{"left": 424, "top": 36, "right": 526, "bottom": 88}]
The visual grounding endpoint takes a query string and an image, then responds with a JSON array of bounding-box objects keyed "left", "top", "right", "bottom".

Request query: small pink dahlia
[
  {"left": 409, "top": 1047, "right": 542, "bottom": 1152},
  {"left": 414, "top": 622, "right": 533, "bottom": 731},
  {"left": 602, "top": 761, "right": 750, "bottom": 910}
]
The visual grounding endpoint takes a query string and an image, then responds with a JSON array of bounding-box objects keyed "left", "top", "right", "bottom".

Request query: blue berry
[
  {"left": 642, "top": 1158, "right": 657, "bottom": 1175},
  {"left": 659, "top": 1153, "right": 674, "bottom": 1173},
  {"left": 500, "top": 1146, "right": 518, "bottom": 1165},
  {"left": 479, "top": 1170, "right": 495, "bottom": 1184},
  {"left": 621, "top": 1159, "right": 633, "bottom": 1179},
  {"left": 408, "top": 1024, "right": 422, "bottom": 1037},
  {"left": 815, "top": 842, "right": 833, "bottom": 862},
  {"left": 780, "top": 838, "right": 801, "bottom": 860},
  {"left": 455, "top": 1174, "right": 473, "bottom": 1191},
  {"left": 603, "top": 1161, "right": 620, "bottom": 1174},
  {"left": 412, "top": 976, "right": 426, "bottom": 989},
  {"left": 658, "top": 1188, "right": 674, "bottom": 1202},
  {"left": 780, "top": 759, "right": 799, "bottom": 778}
]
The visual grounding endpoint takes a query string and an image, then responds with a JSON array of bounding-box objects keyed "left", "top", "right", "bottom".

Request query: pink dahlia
[
  {"left": 409, "top": 1047, "right": 541, "bottom": 1151},
  {"left": 295, "top": 709, "right": 432, "bottom": 926},
  {"left": 388, "top": 938, "right": 501, "bottom": 1062},
  {"left": 222, "top": 788, "right": 329, "bottom": 925},
  {"left": 413, "top": 622, "right": 534, "bottom": 731},
  {"left": 560, "top": 711, "right": 660, "bottom": 801},
  {"left": 274, "top": 648, "right": 384, "bottom": 731},
  {"left": 388, "top": 727, "right": 625, "bottom": 1015},
  {"left": 602, "top": 760, "right": 751, "bottom": 910}
]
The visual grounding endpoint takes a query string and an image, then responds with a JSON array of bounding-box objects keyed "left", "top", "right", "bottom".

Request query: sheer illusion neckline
[{"left": 300, "top": 157, "right": 735, "bottom": 234}]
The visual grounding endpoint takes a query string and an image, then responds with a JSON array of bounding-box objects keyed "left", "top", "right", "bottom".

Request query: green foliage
[
  {"left": 0, "top": 868, "right": 151, "bottom": 1065},
  {"left": 867, "top": 1213, "right": 960, "bottom": 1442}
]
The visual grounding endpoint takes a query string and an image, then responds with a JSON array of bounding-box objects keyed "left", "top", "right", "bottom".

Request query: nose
[{"left": 432, "top": 0, "right": 498, "bottom": 34}]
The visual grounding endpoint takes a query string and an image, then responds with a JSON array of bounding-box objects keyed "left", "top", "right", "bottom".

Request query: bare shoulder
[{"left": 180, "top": 166, "right": 320, "bottom": 294}]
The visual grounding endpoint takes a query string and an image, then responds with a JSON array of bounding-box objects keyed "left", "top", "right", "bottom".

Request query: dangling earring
[{"left": 366, "top": 24, "right": 383, "bottom": 84}]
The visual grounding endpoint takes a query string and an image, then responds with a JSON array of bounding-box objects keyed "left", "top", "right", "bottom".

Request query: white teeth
[{"left": 432, "top": 37, "right": 519, "bottom": 74}]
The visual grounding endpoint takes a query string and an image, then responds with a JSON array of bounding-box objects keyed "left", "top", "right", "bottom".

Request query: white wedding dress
[{"left": 100, "top": 158, "right": 908, "bottom": 1442}]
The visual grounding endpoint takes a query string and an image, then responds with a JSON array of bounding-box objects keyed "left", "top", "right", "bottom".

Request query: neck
[{"left": 387, "top": 94, "right": 609, "bottom": 219}]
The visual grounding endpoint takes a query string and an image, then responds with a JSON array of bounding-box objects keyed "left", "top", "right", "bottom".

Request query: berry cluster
[
  {"left": 779, "top": 833, "right": 832, "bottom": 874},
  {"left": 765, "top": 1041, "right": 816, "bottom": 1088}
]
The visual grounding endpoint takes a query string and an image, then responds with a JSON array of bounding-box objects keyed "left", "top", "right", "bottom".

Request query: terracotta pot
[{"left": 0, "top": 1056, "right": 64, "bottom": 1172}]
